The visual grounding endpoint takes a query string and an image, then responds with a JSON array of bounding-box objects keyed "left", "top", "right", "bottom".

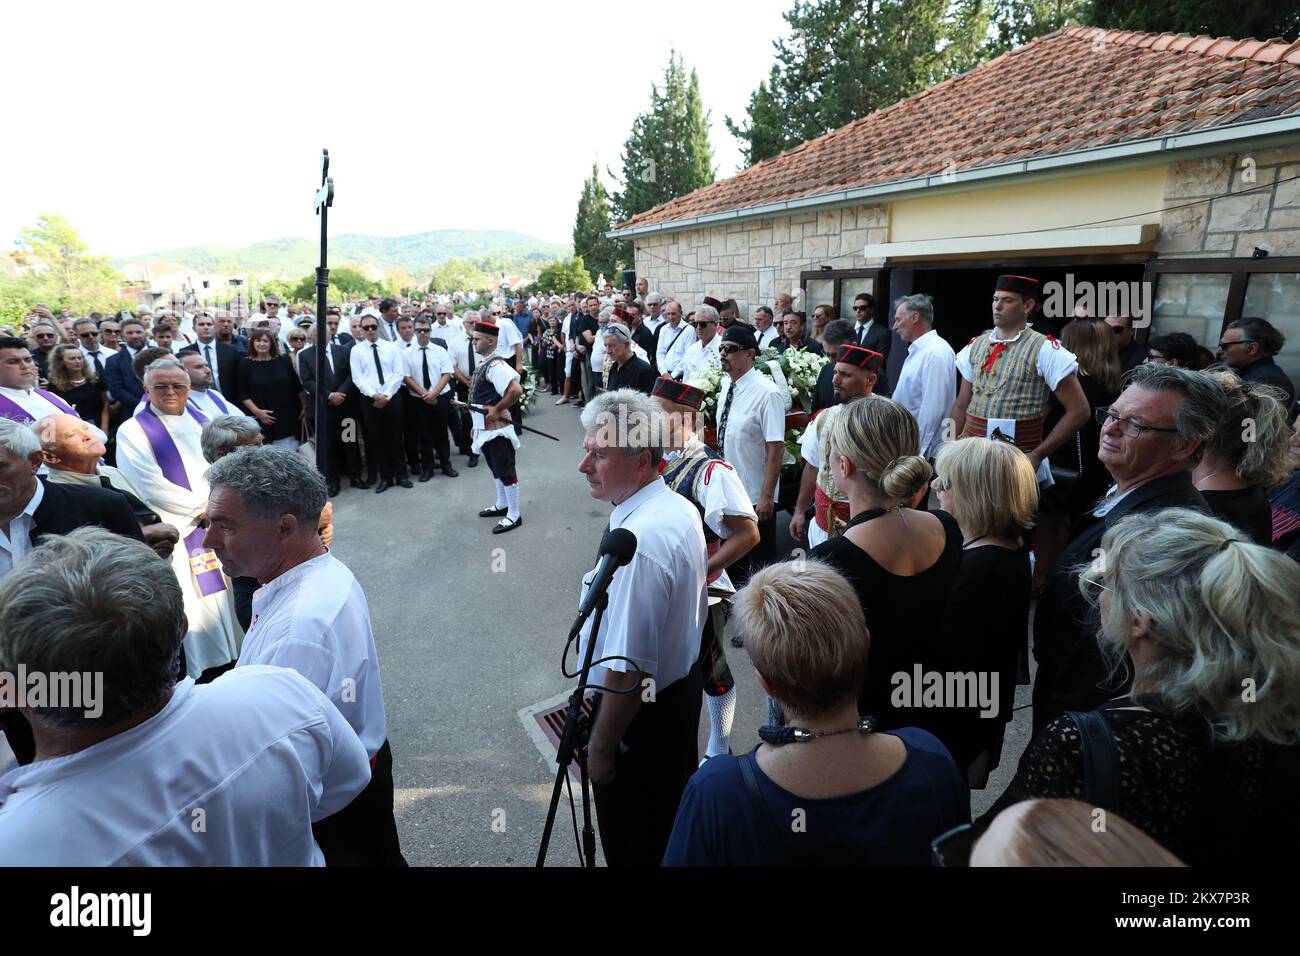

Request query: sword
[{"left": 452, "top": 400, "right": 561, "bottom": 441}]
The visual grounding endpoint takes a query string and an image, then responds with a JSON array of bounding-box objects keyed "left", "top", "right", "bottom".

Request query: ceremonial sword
[{"left": 451, "top": 400, "right": 561, "bottom": 441}]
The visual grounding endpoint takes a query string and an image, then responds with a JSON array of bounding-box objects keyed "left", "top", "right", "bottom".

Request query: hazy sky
[{"left": 5, "top": 0, "right": 792, "bottom": 256}]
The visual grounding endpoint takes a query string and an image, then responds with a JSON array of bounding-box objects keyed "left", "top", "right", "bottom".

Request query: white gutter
[
  {"left": 864, "top": 223, "right": 1159, "bottom": 258},
  {"left": 608, "top": 113, "right": 1300, "bottom": 240}
]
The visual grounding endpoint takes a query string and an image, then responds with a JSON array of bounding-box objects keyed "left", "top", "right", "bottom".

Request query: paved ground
[{"left": 329, "top": 395, "right": 1033, "bottom": 866}]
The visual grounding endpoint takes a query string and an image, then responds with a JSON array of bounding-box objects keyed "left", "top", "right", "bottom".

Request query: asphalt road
[{"left": 329, "top": 395, "right": 1034, "bottom": 866}]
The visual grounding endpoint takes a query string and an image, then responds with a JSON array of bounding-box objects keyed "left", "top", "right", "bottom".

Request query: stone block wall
[
  {"left": 633, "top": 203, "right": 887, "bottom": 318},
  {"left": 1158, "top": 146, "right": 1300, "bottom": 258}
]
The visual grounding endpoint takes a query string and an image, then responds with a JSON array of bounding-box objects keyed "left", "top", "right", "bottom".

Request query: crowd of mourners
[{"left": 0, "top": 270, "right": 1298, "bottom": 868}]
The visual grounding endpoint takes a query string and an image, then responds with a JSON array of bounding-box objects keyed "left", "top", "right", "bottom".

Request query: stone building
[{"left": 611, "top": 26, "right": 1300, "bottom": 390}]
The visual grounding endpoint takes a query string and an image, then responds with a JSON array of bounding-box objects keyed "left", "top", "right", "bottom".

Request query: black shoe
[
  {"left": 467, "top": 454, "right": 479, "bottom": 468},
  {"left": 441, "top": 464, "right": 459, "bottom": 478},
  {"left": 352, "top": 476, "right": 372, "bottom": 490},
  {"left": 479, "top": 505, "right": 508, "bottom": 518},
  {"left": 492, "top": 515, "right": 522, "bottom": 534},
  {"left": 396, "top": 475, "right": 414, "bottom": 489},
  {"left": 327, "top": 480, "right": 341, "bottom": 497},
  {"left": 419, "top": 470, "right": 434, "bottom": 482},
  {"left": 375, "top": 478, "right": 392, "bottom": 494}
]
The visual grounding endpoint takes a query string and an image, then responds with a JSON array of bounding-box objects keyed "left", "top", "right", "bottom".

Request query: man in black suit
[
  {"left": 850, "top": 293, "right": 892, "bottom": 395},
  {"left": 810, "top": 320, "right": 858, "bottom": 413},
  {"left": 325, "top": 307, "right": 354, "bottom": 347},
  {"left": 1031, "top": 363, "right": 1219, "bottom": 734},
  {"left": 299, "top": 326, "right": 365, "bottom": 496},
  {"left": 178, "top": 313, "right": 241, "bottom": 402},
  {"left": 774, "top": 311, "right": 824, "bottom": 356},
  {"left": 0, "top": 417, "right": 145, "bottom": 764},
  {"left": 103, "top": 317, "right": 149, "bottom": 408},
  {"left": 1218, "top": 316, "right": 1296, "bottom": 420}
]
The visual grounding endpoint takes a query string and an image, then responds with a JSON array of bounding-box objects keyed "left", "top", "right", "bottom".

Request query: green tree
[
  {"left": 986, "top": 0, "right": 1089, "bottom": 56},
  {"left": 573, "top": 164, "right": 622, "bottom": 284},
  {"left": 330, "top": 266, "right": 382, "bottom": 297},
  {"left": 12, "top": 213, "right": 124, "bottom": 314},
  {"left": 724, "top": 67, "right": 791, "bottom": 167},
  {"left": 530, "top": 257, "right": 595, "bottom": 296},
  {"left": 428, "top": 257, "right": 489, "bottom": 293},
  {"left": 1086, "top": 0, "right": 1299, "bottom": 41},
  {"left": 611, "top": 50, "right": 715, "bottom": 222}
]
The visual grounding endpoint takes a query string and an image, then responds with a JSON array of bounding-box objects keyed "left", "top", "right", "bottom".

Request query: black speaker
[{"left": 622, "top": 269, "right": 637, "bottom": 292}]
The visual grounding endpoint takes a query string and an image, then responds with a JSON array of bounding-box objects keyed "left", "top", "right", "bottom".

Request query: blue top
[{"left": 662, "top": 727, "right": 969, "bottom": 866}]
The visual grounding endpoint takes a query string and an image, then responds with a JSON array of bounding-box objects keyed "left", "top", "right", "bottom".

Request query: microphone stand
[{"left": 536, "top": 588, "right": 610, "bottom": 868}]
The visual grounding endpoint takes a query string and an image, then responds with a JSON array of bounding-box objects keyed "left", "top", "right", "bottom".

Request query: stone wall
[
  {"left": 633, "top": 203, "right": 888, "bottom": 317},
  {"left": 1158, "top": 146, "right": 1300, "bottom": 258}
]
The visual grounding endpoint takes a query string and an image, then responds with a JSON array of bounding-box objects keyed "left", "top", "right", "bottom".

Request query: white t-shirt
[
  {"left": 578, "top": 478, "right": 708, "bottom": 690},
  {"left": 716, "top": 368, "right": 787, "bottom": 503},
  {"left": 0, "top": 667, "right": 370, "bottom": 866},
  {"left": 236, "top": 553, "right": 388, "bottom": 759},
  {"left": 493, "top": 319, "right": 523, "bottom": 360},
  {"left": 680, "top": 336, "right": 721, "bottom": 383}
]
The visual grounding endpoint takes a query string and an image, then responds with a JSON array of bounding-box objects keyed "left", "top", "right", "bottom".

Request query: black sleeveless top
[{"left": 810, "top": 508, "right": 964, "bottom": 729}]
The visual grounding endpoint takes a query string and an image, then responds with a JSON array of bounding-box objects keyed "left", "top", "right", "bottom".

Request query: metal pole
[{"left": 314, "top": 149, "right": 334, "bottom": 478}]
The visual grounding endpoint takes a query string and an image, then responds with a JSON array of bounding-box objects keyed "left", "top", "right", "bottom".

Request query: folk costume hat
[
  {"left": 702, "top": 296, "right": 725, "bottom": 311},
  {"left": 652, "top": 376, "right": 706, "bottom": 410},
  {"left": 835, "top": 344, "right": 884, "bottom": 371},
  {"left": 474, "top": 320, "right": 500, "bottom": 337},
  {"left": 994, "top": 274, "right": 1041, "bottom": 299}
]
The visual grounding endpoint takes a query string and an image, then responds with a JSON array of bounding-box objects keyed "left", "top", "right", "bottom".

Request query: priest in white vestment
[{"left": 115, "top": 357, "right": 243, "bottom": 676}]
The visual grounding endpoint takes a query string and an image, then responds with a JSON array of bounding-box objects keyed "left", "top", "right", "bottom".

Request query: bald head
[{"left": 35, "top": 413, "right": 106, "bottom": 470}]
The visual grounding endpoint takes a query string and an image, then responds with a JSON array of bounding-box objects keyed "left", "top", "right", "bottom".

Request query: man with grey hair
[
  {"left": 891, "top": 293, "right": 955, "bottom": 460},
  {"left": 1033, "top": 362, "right": 1215, "bottom": 734},
  {"left": 205, "top": 445, "right": 404, "bottom": 866},
  {"left": 576, "top": 389, "right": 708, "bottom": 866},
  {"left": 643, "top": 292, "right": 664, "bottom": 334},
  {"left": 679, "top": 304, "right": 722, "bottom": 382},
  {"left": 116, "top": 357, "right": 244, "bottom": 679},
  {"left": 602, "top": 323, "right": 656, "bottom": 395},
  {"left": 0, "top": 527, "right": 371, "bottom": 865}
]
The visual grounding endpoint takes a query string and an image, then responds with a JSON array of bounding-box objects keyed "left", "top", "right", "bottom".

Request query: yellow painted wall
[{"left": 888, "top": 165, "right": 1168, "bottom": 243}]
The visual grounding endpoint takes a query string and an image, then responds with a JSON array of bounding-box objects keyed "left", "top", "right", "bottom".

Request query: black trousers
[
  {"left": 406, "top": 392, "right": 453, "bottom": 472},
  {"left": 316, "top": 402, "right": 363, "bottom": 481},
  {"left": 312, "top": 738, "right": 407, "bottom": 867},
  {"left": 452, "top": 382, "right": 473, "bottom": 454},
  {"left": 358, "top": 393, "right": 406, "bottom": 480},
  {"left": 481, "top": 435, "right": 517, "bottom": 485},
  {"left": 591, "top": 663, "right": 704, "bottom": 867}
]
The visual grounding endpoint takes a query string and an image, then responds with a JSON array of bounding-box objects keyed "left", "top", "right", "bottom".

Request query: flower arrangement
[
  {"left": 685, "top": 357, "right": 725, "bottom": 423},
  {"left": 520, "top": 363, "right": 539, "bottom": 409},
  {"left": 758, "top": 346, "right": 828, "bottom": 414}
]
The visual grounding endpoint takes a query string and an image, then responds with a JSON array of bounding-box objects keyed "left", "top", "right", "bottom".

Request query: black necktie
[
  {"left": 204, "top": 344, "right": 216, "bottom": 387},
  {"left": 717, "top": 381, "right": 736, "bottom": 451},
  {"left": 858, "top": 323, "right": 869, "bottom": 347},
  {"left": 373, "top": 343, "right": 385, "bottom": 385},
  {"left": 89, "top": 351, "right": 104, "bottom": 378},
  {"left": 421, "top": 347, "right": 431, "bottom": 389},
  {"left": 467, "top": 341, "right": 476, "bottom": 377}
]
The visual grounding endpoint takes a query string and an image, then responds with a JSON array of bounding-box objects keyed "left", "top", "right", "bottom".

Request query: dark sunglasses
[
  {"left": 693, "top": 320, "right": 716, "bottom": 327},
  {"left": 77, "top": 331, "right": 98, "bottom": 338},
  {"left": 1217, "top": 339, "right": 1255, "bottom": 349},
  {"left": 853, "top": 304, "right": 870, "bottom": 311},
  {"left": 719, "top": 343, "right": 746, "bottom": 354},
  {"left": 361, "top": 324, "right": 379, "bottom": 331}
]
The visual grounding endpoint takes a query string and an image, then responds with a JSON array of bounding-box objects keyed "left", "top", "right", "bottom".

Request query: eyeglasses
[
  {"left": 361, "top": 324, "right": 379, "bottom": 331},
  {"left": 1095, "top": 407, "right": 1180, "bottom": 437},
  {"left": 33, "top": 333, "right": 56, "bottom": 340},
  {"left": 1082, "top": 574, "right": 1113, "bottom": 601},
  {"left": 149, "top": 383, "right": 190, "bottom": 392},
  {"left": 693, "top": 320, "right": 716, "bottom": 328},
  {"left": 853, "top": 305, "right": 870, "bottom": 312},
  {"left": 930, "top": 823, "right": 976, "bottom": 867},
  {"left": 719, "top": 344, "right": 745, "bottom": 354},
  {"left": 931, "top": 474, "right": 948, "bottom": 492},
  {"left": 77, "top": 331, "right": 98, "bottom": 339},
  {"left": 1216, "top": 339, "right": 1255, "bottom": 350}
]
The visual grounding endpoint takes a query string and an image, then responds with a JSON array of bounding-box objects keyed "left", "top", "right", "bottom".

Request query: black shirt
[
  {"left": 1238, "top": 356, "right": 1297, "bottom": 420},
  {"left": 604, "top": 355, "right": 657, "bottom": 395},
  {"left": 50, "top": 380, "right": 106, "bottom": 426},
  {"left": 1202, "top": 486, "right": 1273, "bottom": 546}
]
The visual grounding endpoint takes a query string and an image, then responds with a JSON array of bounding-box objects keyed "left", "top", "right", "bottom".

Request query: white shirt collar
[
  {"left": 990, "top": 326, "right": 1027, "bottom": 344},
  {"left": 257, "top": 550, "right": 332, "bottom": 595},
  {"left": 0, "top": 385, "right": 34, "bottom": 399},
  {"left": 611, "top": 476, "right": 669, "bottom": 525},
  {"left": 23, "top": 476, "right": 45, "bottom": 519}
]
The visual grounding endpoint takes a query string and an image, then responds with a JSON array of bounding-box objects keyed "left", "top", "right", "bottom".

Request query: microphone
[{"left": 576, "top": 528, "right": 638, "bottom": 620}]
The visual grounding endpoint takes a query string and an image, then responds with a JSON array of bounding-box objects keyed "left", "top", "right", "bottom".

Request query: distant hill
[{"left": 114, "top": 230, "right": 572, "bottom": 278}]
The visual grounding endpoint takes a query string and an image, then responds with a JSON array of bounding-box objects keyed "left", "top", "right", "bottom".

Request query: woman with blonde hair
[
  {"left": 810, "top": 395, "right": 963, "bottom": 730},
  {"left": 1193, "top": 369, "right": 1292, "bottom": 545},
  {"left": 980, "top": 508, "right": 1300, "bottom": 864},
  {"left": 970, "top": 799, "right": 1184, "bottom": 867},
  {"left": 664, "top": 558, "right": 969, "bottom": 866},
  {"left": 932, "top": 437, "right": 1038, "bottom": 784}
]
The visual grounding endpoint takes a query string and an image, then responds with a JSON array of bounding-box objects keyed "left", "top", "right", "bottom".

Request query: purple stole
[
  {"left": 0, "top": 388, "right": 78, "bottom": 423},
  {"left": 135, "top": 407, "right": 227, "bottom": 597},
  {"left": 188, "top": 390, "right": 229, "bottom": 418}
]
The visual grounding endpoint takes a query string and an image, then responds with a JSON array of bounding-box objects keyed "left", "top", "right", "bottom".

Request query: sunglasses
[
  {"left": 361, "top": 324, "right": 379, "bottom": 331},
  {"left": 853, "top": 305, "right": 870, "bottom": 312},
  {"left": 1217, "top": 339, "right": 1255, "bottom": 349},
  {"left": 34, "top": 333, "right": 56, "bottom": 340},
  {"left": 719, "top": 344, "right": 746, "bottom": 354},
  {"left": 77, "top": 331, "right": 98, "bottom": 339},
  {"left": 149, "top": 383, "right": 189, "bottom": 393},
  {"left": 693, "top": 320, "right": 717, "bottom": 328}
]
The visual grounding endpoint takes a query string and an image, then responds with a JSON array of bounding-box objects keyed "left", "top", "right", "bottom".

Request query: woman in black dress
[
  {"left": 544, "top": 316, "right": 564, "bottom": 394},
  {"left": 1192, "top": 368, "right": 1292, "bottom": 546},
  {"left": 47, "top": 343, "right": 109, "bottom": 434},
  {"left": 932, "top": 436, "right": 1038, "bottom": 785},
  {"left": 808, "top": 395, "right": 963, "bottom": 735},
  {"left": 237, "top": 329, "right": 304, "bottom": 448},
  {"left": 979, "top": 509, "right": 1300, "bottom": 866}
]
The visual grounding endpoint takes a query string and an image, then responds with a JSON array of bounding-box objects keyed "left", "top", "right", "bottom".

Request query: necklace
[{"left": 759, "top": 715, "right": 877, "bottom": 744}]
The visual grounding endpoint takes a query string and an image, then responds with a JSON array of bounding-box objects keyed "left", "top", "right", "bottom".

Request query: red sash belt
[
  {"left": 813, "top": 485, "right": 851, "bottom": 532},
  {"left": 963, "top": 414, "right": 1045, "bottom": 452}
]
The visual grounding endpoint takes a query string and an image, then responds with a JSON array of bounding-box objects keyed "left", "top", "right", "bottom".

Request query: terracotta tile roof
[{"left": 616, "top": 27, "right": 1300, "bottom": 231}]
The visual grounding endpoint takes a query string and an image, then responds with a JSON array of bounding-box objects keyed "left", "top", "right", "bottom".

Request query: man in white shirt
[
  {"left": 890, "top": 293, "right": 957, "bottom": 461},
  {"left": 577, "top": 388, "right": 708, "bottom": 866},
  {"left": 178, "top": 351, "right": 242, "bottom": 420},
  {"left": 492, "top": 306, "right": 524, "bottom": 368},
  {"left": 445, "top": 313, "right": 479, "bottom": 466},
  {"left": 714, "top": 324, "right": 786, "bottom": 597},
  {"left": 402, "top": 318, "right": 459, "bottom": 480},
  {"left": 590, "top": 308, "right": 613, "bottom": 389},
  {"left": 753, "top": 306, "right": 782, "bottom": 349},
  {"left": 679, "top": 304, "right": 722, "bottom": 383},
  {"left": 394, "top": 316, "right": 416, "bottom": 352},
  {"left": 115, "top": 358, "right": 244, "bottom": 678},
  {"left": 349, "top": 312, "right": 411, "bottom": 493},
  {"left": 655, "top": 299, "right": 695, "bottom": 378},
  {"left": 0, "top": 527, "right": 371, "bottom": 866},
  {"left": 467, "top": 320, "right": 524, "bottom": 533},
  {"left": 206, "top": 446, "right": 405, "bottom": 866},
  {"left": 73, "top": 318, "right": 116, "bottom": 381},
  {"left": 643, "top": 293, "right": 665, "bottom": 335}
]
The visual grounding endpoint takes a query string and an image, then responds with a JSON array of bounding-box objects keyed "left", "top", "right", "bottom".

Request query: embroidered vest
[
  {"left": 470, "top": 355, "right": 509, "bottom": 431},
  {"left": 967, "top": 327, "right": 1053, "bottom": 422},
  {"left": 662, "top": 441, "right": 728, "bottom": 584}
]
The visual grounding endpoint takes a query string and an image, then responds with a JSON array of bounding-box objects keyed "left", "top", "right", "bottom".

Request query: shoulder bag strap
[
  {"left": 737, "top": 751, "right": 809, "bottom": 861},
  {"left": 1067, "top": 709, "right": 1120, "bottom": 810}
]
